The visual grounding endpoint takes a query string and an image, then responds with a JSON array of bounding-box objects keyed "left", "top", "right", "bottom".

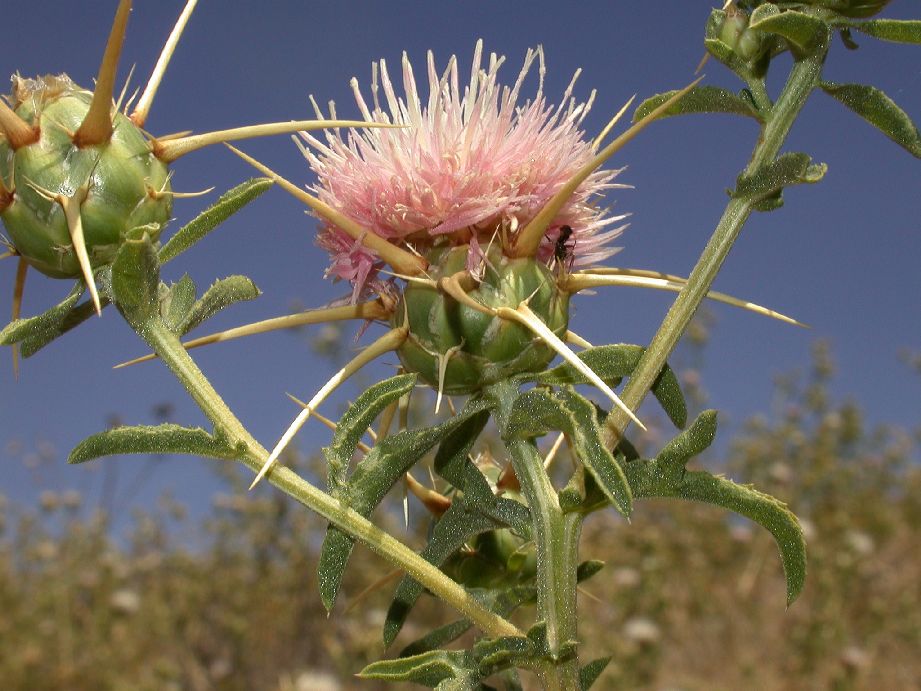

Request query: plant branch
[
  {"left": 490, "top": 381, "right": 581, "bottom": 690},
  {"left": 138, "top": 316, "right": 523, "bottom": 640},
  {"left": 602, "top": 39, "right": 828, "bottom": 447}
]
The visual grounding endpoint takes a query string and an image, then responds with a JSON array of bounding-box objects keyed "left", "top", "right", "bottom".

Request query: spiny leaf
[
  {"left": 359, "top": 649, "right": 477, "bottom": 688},
  {"left": 655, "top": 410, "right": 718, "bottom": 478},
  {"left": 384, "top": 463, "right": 529, "bottom": 646},
  {"left": 318, "top": 400, "right": 491, "bottom": 611},
  {"left": 750, "top": 4, "right": 828, "bottom": 54},
  {"left": 111, "top": 229, "right": 160, "bottom": 323},
  {"left": 820, "top": 81, "right": 921, "bottom": 158},
  {"left": 324, "top": 373, "right": 416, "bottom": 493},
  {"left": 162, "top": 274, "right": 197, "bottom": 334},
  {"left": 851, "top": 19, "right": 921, "bottom": 45},
  {"left": 69, "top": 424, "right": 235, "bottom": 464},
  {"left": 627, "top": 462, "right": 806, "bottom": 605},
  {"left": 180, "top": 275, "right": 261, "bottom": 335},
  {"left": 158, "top": 178, "right": 273, "bottom": 263},
  {"left": 399, "top": 584, "right": 537, "bottom": 658},
  {"left": 0, "top": 283, "right": 83, "bottom": 347},
  {"left": 506, "top": 387, "right": 632, "bottom": 516},
  {"left": 580, "top": 656, "right": 612, "bottom": 691},
  {"left": 733, "top": 152, "right": 827, "bottom": 206},
  {"left": 527, "top": 344, "right": 687, "bottom": 429},
  {"left": 633, "top": 86, "right": 762, "bottom": 123}
]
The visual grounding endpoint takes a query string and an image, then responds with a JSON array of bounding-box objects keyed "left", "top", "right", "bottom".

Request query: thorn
[
  {"left": 286, "top": 393, "right": 372, "bottom": 454},
  {"left": 379, "top": 269, "right": 437, "bottom": 287},
  {"left": 114, "top": 301, "right": 391, "bottom": 367},
  {"left": 496, "top": 302, "right": 646, "bottom": 431},
  {"left": 435, "top": 342, "right": 464, "bottom": 414},
  {"left": 225, "top": 144, "right": 427, "bottom": 277},
  {"left": 496, "top": 463, "right": 520, "bottom": 494},
  {"left": 564, "top": 269, "right": 805, "bottom": 327},
  {"left": 114, "top": 63, "right": 136, "bottom": 115},
  {"left": 438, "top": 271, "right": 493, "bottom": 316},
  {"left": 377, "top": 398, "right": 399, "bottom": 441},
  {"left": 512, "top": 77, "right": 703, "bottom": 260},
  {"left": 405, "top": 472, "right": 452, "bottom": 517},
  {"left": 543, "top": 432, "right": 566, "bottom": 470},
  {"left": 343, "top": 569, "right": 403, "bottom": 614},
  {"left": 26, "top": 180, "right": 101, "bottom": 315},
  {"left": 249, "top": 327, "right": 408, "bottom": 489},
  {"left": 74, "top": 0, "right": 132, "bottom": 147},
  {"left": 591, "top": 95, "right": 636, "bottom": 152},
  {"left": 11, "top": 258, "right": 27, "bottom": 378},
  {"left": 0, "top": 100, "right": 39, "bottom": 149},
  {"left": 565, "top": 330, "right": 593, "bottom": 349},
  {"left": 130, "top": 0, "right": 200, "bottom": 126},
  {"left": 148, "top": 184, "right": 215, "bottom": 200},
  {"left": 402, "top": 481, "right": 409, "bottom": 527},
  {"left": 154, "top": 119, "right": 405, "bottom": 162}
]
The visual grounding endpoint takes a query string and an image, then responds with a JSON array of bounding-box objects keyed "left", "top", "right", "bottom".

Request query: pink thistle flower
[{"left": 297, "top": 40, "right": 630, "bottom": 297}]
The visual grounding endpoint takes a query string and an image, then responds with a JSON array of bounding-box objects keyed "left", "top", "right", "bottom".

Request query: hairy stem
[
  {"left": 490, "top": 381, "right": 582, "bottom": 690},
  {"left": 139, "top": 316, "right": 522, "bottom": 640},
  {"left": 603, "top": 40, "right": 828, "bottom": 447}
]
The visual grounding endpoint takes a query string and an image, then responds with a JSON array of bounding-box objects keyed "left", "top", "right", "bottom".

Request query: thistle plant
[{"left": 2, "top": 1, "right": 920, "bottom": 689}]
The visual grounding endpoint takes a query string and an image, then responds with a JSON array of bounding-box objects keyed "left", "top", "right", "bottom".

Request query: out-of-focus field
[{"left": 2, "top": 344, "right": 919, "bottom": 690}]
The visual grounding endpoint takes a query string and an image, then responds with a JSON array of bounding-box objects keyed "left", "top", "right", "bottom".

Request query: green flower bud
[
  {"left": 719, "top": 7, "right": 765, "bottom": 62},
  {"left": 719, "top": 7, "right": 750, "bottom": 51},
  {"left": 392, "top": 244, "right": 569, "bottom": 395},
  {"left": 0, "top": 75, "right": 172, "bottom": 278},
  {"left": 442, "top": 528, "right": 536, "bottom": 589}
]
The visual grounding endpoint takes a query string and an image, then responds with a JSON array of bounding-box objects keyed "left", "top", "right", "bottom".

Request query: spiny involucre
[{"left": 0, "top": 0, "right": 387, "bottom": 316}]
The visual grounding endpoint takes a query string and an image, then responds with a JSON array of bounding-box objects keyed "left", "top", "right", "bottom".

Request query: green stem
[
  {"left": 138, "top": 316, "right": 523, "bottom": 641},
  {"left": 603, "top": 40, "right": 828, "bottom": 447},
  {"left": 490, "top": 381, "right": 582, "bottom": 691}
]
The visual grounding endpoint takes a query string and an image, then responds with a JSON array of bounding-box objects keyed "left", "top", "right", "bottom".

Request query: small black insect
[{"left": 553, "top": 224, "right": 575, "bottom": 270}]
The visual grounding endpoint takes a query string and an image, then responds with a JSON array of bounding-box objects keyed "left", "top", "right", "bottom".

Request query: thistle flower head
[{"left": 299, "top": 40, "right": 629, "bottom": 297}]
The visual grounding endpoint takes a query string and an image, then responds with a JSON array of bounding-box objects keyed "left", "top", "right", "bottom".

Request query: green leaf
[
  {"left": 180, "top": 275, "right": 261, "bottom": 335},
  {"left": 0, "top": 283, "right": 83, "bottom": 347},
  {"left": 399, "top": 584, "right": 537, "bottom": 658},
  {"left": 158, "top": 178, "right": 273, "bottom": 264},
  {"left": 749, "top": 4, "right": 828, "bottom": 54},
  {"left": 624, "top": 413, "right": 806, "bottom": 606},
  {"left": 359, "top": 650, "right": 477, "bottom": 688},
  {"left": 162, "top": 274, "right": 197, "bottom": 334},
  {"left": 580, "top": 656, "right": 612, "bottom": 691},
  {"left": 630, "top": 467, "right": 807, "bottom": 605},
  {"left": 111, "top": 229, "right": 160, "bottom": 322},
  {"left": 69, "top": 424, "right": 235, "bottom": 464},
  {"left": 506, "top": 387, "right": 631, "bottom": 516},
  {"left": 324, "top": 374, "right": 417, "bottom": 494},
  {"left": 733, "top": 152, "right": 827, "bottom": 206},
  {"left": 655, "top": 410, "right": 718, "bottom": 477},
  {"left": 633, "top": 86, "right": 762, "bottom": 123},
  {"left": 318, "top": 399, "right": 491, "bottom": 611},
  {"left": 820, "top": 81, "right": 921, "bottom": 158},
  {"left": 528, "top": 344, "right": 687, "bottom": 429},
  {"left": 851, "top": 19, "right": 921, "bottom": 45},
  {"left": 384, "top": 462, "right": 529, "bottom": 646}
]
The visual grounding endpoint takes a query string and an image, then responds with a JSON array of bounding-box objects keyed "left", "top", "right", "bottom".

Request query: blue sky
[{"left": 2, "top": 2, "right": 919, "bottom": 515}]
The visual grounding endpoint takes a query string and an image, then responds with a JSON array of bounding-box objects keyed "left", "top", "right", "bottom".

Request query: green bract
[
  {"left": 0, "top": 75, "right": 172, "bottom": 278},
  {"left": 393, "top": 245, "right": 569, "bottom": 394}
]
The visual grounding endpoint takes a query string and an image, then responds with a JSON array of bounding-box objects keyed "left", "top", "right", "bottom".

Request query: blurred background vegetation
[{"left": 2, "top": 322, "right": 919, "bottom": 690}]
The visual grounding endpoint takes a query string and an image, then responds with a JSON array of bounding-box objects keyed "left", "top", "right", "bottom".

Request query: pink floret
[{"left": 298, "top": 40, "right": 629, "bottom": 298}]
